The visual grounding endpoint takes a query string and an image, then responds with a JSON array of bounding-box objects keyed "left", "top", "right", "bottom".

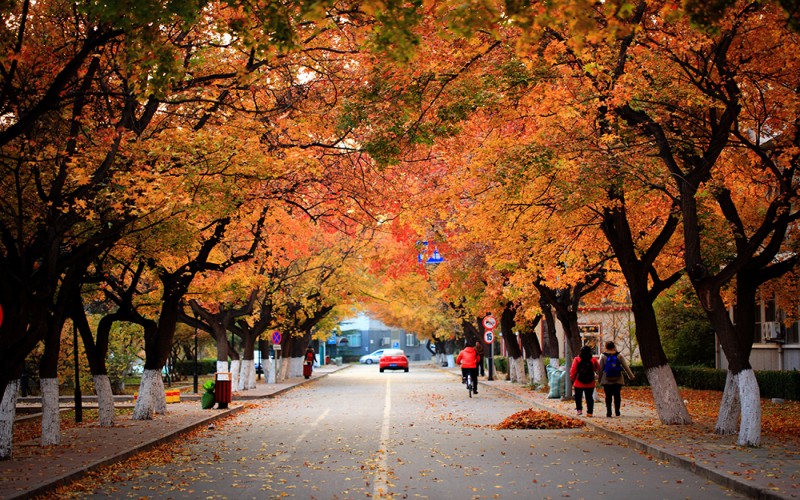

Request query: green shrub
[
  {"left": 757, "top": 370, "right": 800, "bottom": 400},
  {"left": 174, "top": 359, "right": 217, "bottom": 376},
  {"left": 493, "top": 356, "right": 508, "bottom": 374}
]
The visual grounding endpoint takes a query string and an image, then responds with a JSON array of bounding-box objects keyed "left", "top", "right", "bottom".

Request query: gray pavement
[{"left": 1, "top": 362, "right": 798, "bottom": 499}]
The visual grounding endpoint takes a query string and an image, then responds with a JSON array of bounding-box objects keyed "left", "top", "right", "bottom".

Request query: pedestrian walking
[
  {"left": 303, "top": 346, "right": 316, "bottom": 379},
  {"left": 569, "top": 345, "right": 600, "bottom": 416},
  {"left": 474, "top": 341, "right": 485, "bottom": 377},
  {"left": 599, "top": 341, "right": 635, "bottom": 417}
]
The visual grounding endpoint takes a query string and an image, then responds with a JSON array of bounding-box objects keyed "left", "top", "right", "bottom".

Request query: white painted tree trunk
[
  {"left": 93, "top": 375, "right": 115, "bottom": 427},
  {"left": 153, "top": 373, "right": 167, "bottom": 415},
  {"left": 291, "top": 357, "right": 304, "bottom": 378},
  {"left": 216, "top": 360, "right": 228, "bottom": 374},
  {"left": 509, "top": 356, "right": 526, "bottom": 383},
  {"left": 0, "top": 380, "right": 19, "bottom": 459},
  {"left": 646, "top": 365, "right": 692, "bottom": 425},
  {"left": 239, "top": 360, "right": 255, "bottom": 390},
  {"left": 549, "top": 357, "right": 559, "bottom": 368},
  {"left": 527, "top": 356, "right": 547, "bottom": 386},
  {"left": 446, "top": 354, "right": 455, "bottom": 368},
  {"left": 736, "top": 369, "right": 761, "bottom": 447},
  {"left": 133, "top": 369, "right": 160, "bottom": 420},
  {"left": 278, "top": 356, "right": 290, "bottom": 381},
  {"left": 229, "top": 360, "right": 241, "bottom": 393},
  {"left": 715, "top": 370, "right": 740, "bottom": 435},
  {"left": 40, "top": 378, "right": 60, "bottom": 446},
  {"left": 267, "top": 358, "right": 276, "bottom": 384}
]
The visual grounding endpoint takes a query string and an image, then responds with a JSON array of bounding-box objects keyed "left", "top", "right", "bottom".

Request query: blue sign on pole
[{"left": 272, "top": 330, "right": 282, "bottom": 344}]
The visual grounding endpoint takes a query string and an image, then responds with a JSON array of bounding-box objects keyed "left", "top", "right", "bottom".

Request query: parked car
[
  {"left": 379, "top": 349, "right": 409, "bottom": 373},
  {"left": 360, "top": 349, "right": 385, "bottom": 364}
]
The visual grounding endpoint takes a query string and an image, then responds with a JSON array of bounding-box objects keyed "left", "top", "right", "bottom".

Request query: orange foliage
[{"left": 496, "top": 408, "right": 585, "bottom": 430}]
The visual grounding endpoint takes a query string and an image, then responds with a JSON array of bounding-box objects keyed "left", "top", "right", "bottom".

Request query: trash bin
[
  {"left": 325, "top": 355, "right": 331, "bottom": 365},
  {"left": 214, "top": 372, "right": 232, "bottom": 409}
]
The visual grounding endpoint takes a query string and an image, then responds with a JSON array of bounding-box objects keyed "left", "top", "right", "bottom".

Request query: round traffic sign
[
  {"left": 272, "top": 330, "right": 282, "bottom": 344},
  {"left": 484, "top": 330, "right": 495, "bottom": 344},
  {"left": 482, "top": 315, "right": 497, "bottom": 330}
]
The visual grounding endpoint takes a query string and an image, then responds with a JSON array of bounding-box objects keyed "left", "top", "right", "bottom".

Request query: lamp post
[
  {"left": 73, "top": 323, "right": 82, "bottom": 423},
  {"left": 193, "top": 327, "right": 199, "bottom": 394}
]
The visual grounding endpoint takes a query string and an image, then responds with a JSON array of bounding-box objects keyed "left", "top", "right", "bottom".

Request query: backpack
[
  {"left": 604, "top": 353, "right": 622, "bottom": 378},
  {"left": 577, "top": 358, "right": 595, "bottom": 384}
]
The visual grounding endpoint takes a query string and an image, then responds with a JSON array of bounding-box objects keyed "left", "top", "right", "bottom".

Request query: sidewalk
[
  {"left": 0, "top": 364, "right": 348, "bottom": 500},
  {"left": 460, "top": 368, "right": 800, "bottom": 500}
]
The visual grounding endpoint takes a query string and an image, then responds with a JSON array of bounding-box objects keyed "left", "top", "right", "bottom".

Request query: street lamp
[
  {"left": 73, "top": 322, "right": 82, "bottom": 423},
  {"left": 193, "top": 327, "right": 198, "bottom": 394}
]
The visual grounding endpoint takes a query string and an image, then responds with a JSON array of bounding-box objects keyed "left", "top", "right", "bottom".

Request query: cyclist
[{"left": 456, "top": 341, "right": 481, "bottom": 395}]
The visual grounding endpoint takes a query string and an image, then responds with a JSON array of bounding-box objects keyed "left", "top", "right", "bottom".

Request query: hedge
[
  {"left": 173, "top": 359, "right": 217, "bottom": 376},
  {"left": 628, "top": 364, "right": 800, "bottom": 401}
]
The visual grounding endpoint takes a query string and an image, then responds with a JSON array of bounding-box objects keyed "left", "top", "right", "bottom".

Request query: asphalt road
[{"left": 84, "top": 364, "right": 744, "bottom": 499}]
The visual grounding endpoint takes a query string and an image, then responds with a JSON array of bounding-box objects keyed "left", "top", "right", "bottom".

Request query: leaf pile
[{"left": 496, "top": 408, "right": 584, "bottom": 430}]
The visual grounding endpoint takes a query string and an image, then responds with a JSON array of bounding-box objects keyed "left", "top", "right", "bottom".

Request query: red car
[{"left": 379, "top": 349, "right": 409, "bottom": 372}]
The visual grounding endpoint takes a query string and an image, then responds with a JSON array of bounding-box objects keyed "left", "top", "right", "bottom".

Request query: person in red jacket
[
  {"left": 456, "top": 342, "right": 481, "bottom": 394},
  {"left": 569, "top": 345, "right": 600, "bottom": 416}
]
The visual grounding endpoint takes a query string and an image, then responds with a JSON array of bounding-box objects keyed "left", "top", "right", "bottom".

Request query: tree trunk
[
  {"left": 631, "top": 301, "right": 691, "bottom": 424},
  {"left": 715, "top": 370, "right": 740, "bottom": 435},
  {"left": 132, "top": 369, "right": 160, "bottom": 420},
  {"left": 602, "top": 199, "right": 690, "bottom": 425},
  {"left": 699, "top": 288, "right": 761, "bottom": 446},
  {"left": 93, "top": 374, "right": 115, "bottom": 427},
  {"left": 40, "top": 378, "right": 60, "bottom": 446},
  {"left": 153, "top": 373, "right": 167, "bottom": 415},
  {"left": 240, "top": 359, "right": 255, "bottom": 390},
  {"left": 540, "top": 300, "right": 559, "bottom": 361},
  {"left": 527, "top": 357, "right": 546, "bottom": 385},
  {"left": 229, "top": 359, "right": 241, "bottom": 392},
  {"left": 0, "top": 380, "right": 19, "bottom": 459},
  {"left": 500, "top": 303, "right": 525, "bottom": 383},
  {"left": 735, "top": 369, "right": 761, "bottom": 447},
  {"left": 509, "top": 357, "right": 526, "bottom": 383}
]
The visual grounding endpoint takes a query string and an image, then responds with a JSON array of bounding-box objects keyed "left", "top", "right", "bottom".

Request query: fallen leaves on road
[{"left": 495, "top": 408, "right": 584, "bottom": 430}]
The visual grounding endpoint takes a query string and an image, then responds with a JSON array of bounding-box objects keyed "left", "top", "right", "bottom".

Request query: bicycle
[{"left": 465, "top": 372, "right": 474, "bottom": 398}]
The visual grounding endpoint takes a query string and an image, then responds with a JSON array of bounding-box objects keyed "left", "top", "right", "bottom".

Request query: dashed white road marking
[{"left": 294, "top": 408, "right": 330, "bottom": 445}]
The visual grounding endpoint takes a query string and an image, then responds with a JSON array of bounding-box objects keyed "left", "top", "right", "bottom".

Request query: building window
[
  {"left": 380, "top": 337, "right": 391, "bottom": 347},
  {"left": 347, "top": 334, "right": 361, "bottom": 347},
  {"left": 406, "top": 334, "right": 416, "bottom": 347}
]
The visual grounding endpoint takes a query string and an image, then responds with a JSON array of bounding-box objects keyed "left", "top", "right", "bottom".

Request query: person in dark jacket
[
  {"left": 456, "top": 342, "right": 481, "bottom": 394},
  {"left": 474, "top": 341, "right": 485, "bottom": 377},
  {"left": 569, "top": 345, "right": 600, "bottom": 416},
  {"left": 598, "top": 341, "right": 636, "bottom": 417}
]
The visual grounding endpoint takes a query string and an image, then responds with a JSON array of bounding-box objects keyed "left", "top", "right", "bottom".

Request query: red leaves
[{"left": 495, "top": 408, "right": 585, "bottom": 430}]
